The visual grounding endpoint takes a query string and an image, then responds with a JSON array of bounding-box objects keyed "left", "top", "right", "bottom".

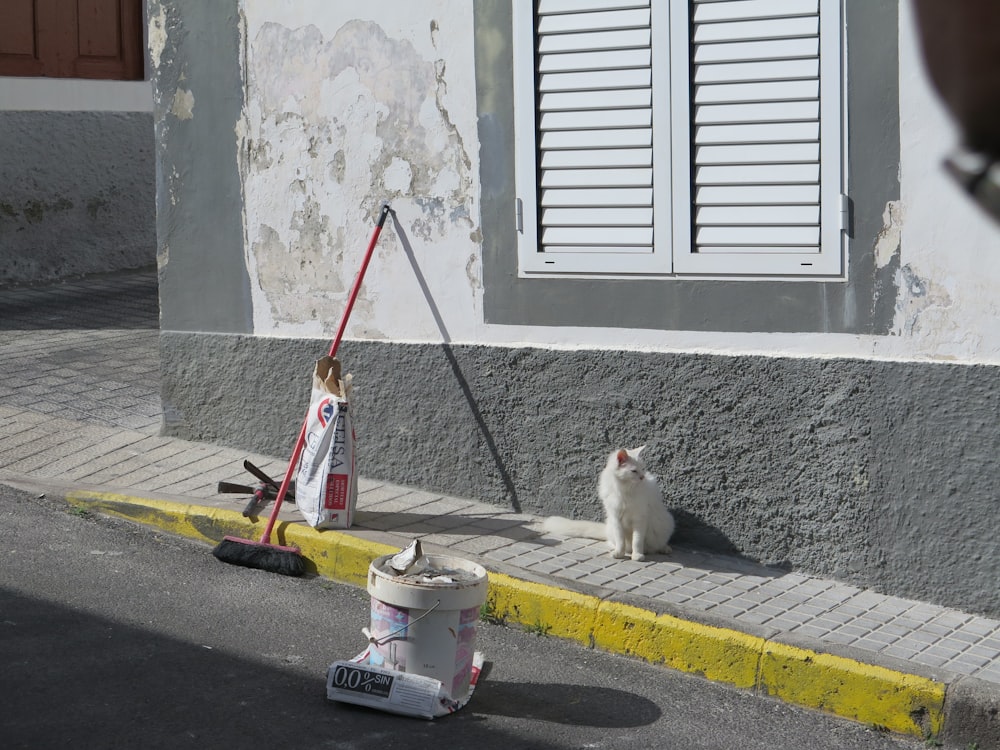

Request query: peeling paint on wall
[
  {"left": 241, "top": 6, "right": 479, "bottom": 337},
  {"left": 228, "top": 1, "right": 1000, "bottom": 363},
  {"left": 892, "top": 263, "right": 954, "bottom": 340},
  {"left": 170, "top": 88, "right": 194, "bottom": 119},
  {"left": 874, "top": 200, "right": 903, "bottom": 269},
  {"left": 148, "top": 4, "right": 168, "bottom": 70}
]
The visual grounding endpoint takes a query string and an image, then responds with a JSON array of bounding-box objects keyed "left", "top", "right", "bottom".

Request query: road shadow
[
  {"left": 0, "top": 586, "right": 618, "bottom": 750},
  {"left": 353, "top": 508, "right": 540, "bottom": 543},
  {"left": 390, "top": 211, "right": 521, "bottom": 513},
  {"left": 472, "top": 676, "right": 662, "bottom": 727},
  {"left": 669, "top": 508, "right": 791, "bottom": 577},
  {"left": 0, "top": 267, "right": 158, "bottom": 331},
  {"left": 353, "top": 506, "right": 785, "bottom": 580},
  {"left": 526, "top": 511, "right": 787, "bottom": 578}
]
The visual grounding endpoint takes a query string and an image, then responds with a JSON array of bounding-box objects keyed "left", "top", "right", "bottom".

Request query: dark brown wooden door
[{"left": 0, "top": 0, "right": 143, "bottom": 80}]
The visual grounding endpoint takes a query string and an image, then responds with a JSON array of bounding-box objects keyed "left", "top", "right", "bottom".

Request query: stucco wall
[
  {"left": 0, "top": 111, "right": 155, "bottom": 285},
  {"left": 160, "top": 331, "right": 1000, "bottom": 619},
  {"left": 148, "top": 0, "right": 1000, "bottom": 362},
  {"left": 238, "top": 2, "right": 481, "bottom": 341},
  {"left": 149, "top": 0, "right": 252, "bottom": 333},
  {"left": 151, "top": 0, "right": 1000, "bottom": 618},
  {"left": 219, "top": 0, "right": 1000, "bottom": 363}
]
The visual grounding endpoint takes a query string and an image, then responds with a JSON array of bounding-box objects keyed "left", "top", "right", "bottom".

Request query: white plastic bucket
[{"left": 366, "top": 553, "right": 488, "bottom": 700}]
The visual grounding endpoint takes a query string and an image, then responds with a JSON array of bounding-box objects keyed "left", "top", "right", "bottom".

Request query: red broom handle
[{"left": 261, "top": 204, "right": 392, "bottom": 544}]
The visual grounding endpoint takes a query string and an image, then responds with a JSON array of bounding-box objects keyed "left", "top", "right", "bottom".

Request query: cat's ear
[
  {"left": 616, "top": 449, "right": 629, "bottom": 465},
  {"left": 632, "top": 445, "right": 646, "bottom": 457}
]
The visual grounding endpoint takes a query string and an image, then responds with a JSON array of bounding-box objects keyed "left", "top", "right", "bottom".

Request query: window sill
[{"left": 0, "top": 77, "right": 153, "bottom": 112}]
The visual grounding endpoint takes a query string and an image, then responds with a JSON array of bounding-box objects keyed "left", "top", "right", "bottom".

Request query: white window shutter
[
  {"left": 513, "top": 0, "right": 843, "bottom": 280},
  {"left": 514, "top": 0, "right": 684, "bottom": 276},
  {"left": 678, "top": 0, "right": 844, "bottom": 277}
]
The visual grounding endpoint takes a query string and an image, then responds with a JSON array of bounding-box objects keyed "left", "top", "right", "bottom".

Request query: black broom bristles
[{"left": 212, "top": 536, "right": 306, "bottom": 577}]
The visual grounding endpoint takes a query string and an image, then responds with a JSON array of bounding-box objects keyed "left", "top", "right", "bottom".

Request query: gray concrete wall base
[
  {"left": 160, "top": 330, "right": 1000, "bottom": 620},
  {"left": 0, "top": 111, "right": 155, "bottom": 286}
]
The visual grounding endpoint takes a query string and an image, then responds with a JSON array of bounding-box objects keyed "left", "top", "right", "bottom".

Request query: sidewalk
[{"left": 2, "top": 268, "right": 999, "bottom": 746}]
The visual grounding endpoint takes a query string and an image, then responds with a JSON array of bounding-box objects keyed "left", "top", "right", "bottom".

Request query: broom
[{"left": 213, "top": 203, "right": 392, "bottom": 575}]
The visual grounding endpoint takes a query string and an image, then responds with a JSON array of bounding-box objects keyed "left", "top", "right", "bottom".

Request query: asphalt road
[{"left": 0, "top": 484, "right": 925, "bottom": 750}]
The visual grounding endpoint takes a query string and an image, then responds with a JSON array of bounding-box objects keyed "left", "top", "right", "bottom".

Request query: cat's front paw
[
  {"left": 611, "top": 549, "right": 629, "bottom": 559},
  {"left": 631, "top": 552, "right": 647, "bottom": 562}
]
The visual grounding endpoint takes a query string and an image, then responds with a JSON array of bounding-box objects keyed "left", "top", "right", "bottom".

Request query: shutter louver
[
  {"left": 536, "top": 0, "right": 655, "bottom": 255},
  {"left": 685, "top": 0, "right": 842, "bottom": 275},
  {"left": 515, "top": 0, "right": 840, "bottom": 279}
]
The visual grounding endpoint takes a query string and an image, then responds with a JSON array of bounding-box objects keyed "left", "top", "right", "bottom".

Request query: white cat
[{"left": 542, "top": 446, "right": 674, "bottom": 561}]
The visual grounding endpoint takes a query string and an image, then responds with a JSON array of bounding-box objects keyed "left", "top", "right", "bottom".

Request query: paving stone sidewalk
[{"left": 2, "top": 268, "right": 999, "bottom": 746}]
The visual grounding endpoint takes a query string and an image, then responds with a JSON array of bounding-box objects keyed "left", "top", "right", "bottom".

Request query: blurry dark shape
[
  {"left": 913, "top": 0, "right": 1000, "bottom": 220},
  {"left": 913, "top": 0, "right": 1000, "bottom": 160}
]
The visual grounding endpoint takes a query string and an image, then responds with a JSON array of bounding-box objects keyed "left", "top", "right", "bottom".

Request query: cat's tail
[{"left": 541, "top": 516, "right": 607, "bottom": 541}]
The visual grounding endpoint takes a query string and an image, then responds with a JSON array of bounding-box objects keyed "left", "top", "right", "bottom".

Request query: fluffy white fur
[{"left": 543, "top": 446, "right": 674, "bottom": 561}]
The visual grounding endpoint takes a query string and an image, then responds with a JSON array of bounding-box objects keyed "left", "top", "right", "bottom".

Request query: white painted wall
[
  {"left": 241, "top": 1, "right": 483, "bottom": 343},
  {"left": 877, "top": 1, "right": 1000, "bottom": 363},
  {"left": 240, "top": 0, "right": 1000, "bottom": 366}
]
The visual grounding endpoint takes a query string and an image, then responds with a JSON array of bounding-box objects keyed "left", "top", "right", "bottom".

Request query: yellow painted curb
[
  {"left": 486, "top": 571, "right": 599, "bottom": 646},
  {"left": 65, "top": 491, "right": 245, "bottom": 546},
  {"left": 64, "top": 490, "right": 398, "bottom": 587},
  {"left": 64, "top": 490, "right": 949, "bottom": 738},
  {"left": 283, "top": 523, "right": 396, "bottom": 586},
  {"left": 758, "top": 641, "right": 946, "bottom": 737},
  {"left": 593, "top": 600, "right": 764, "bottom": 690}
]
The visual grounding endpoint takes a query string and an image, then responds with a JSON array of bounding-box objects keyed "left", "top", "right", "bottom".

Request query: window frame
[{"left": 512, "top": 0, "right": 847, "bottom": 281}]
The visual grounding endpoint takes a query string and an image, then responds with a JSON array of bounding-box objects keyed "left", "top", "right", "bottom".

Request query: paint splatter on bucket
[{"left": 366, "top": 553, "right": 488, "bottom": 700}]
